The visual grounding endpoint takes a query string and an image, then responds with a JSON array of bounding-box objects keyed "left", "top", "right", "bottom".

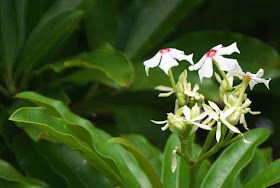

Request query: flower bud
[
  {"left": 226, "top": 107, "right": 242, "bottom": 125},
  {"left": 168, "top": 113, "right": 188, "bottom": 138},
  {"left": 176, "top": 83, "right": 186, "bottom": 106},
  {"left": 178, "top": 69, "right": 188, "bottom": 85},
  {"left": 190, "top": 103, "right": 200, "bottom": 119}
]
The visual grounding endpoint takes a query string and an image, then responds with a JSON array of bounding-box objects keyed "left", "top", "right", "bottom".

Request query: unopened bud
[
  {"left": 190, "top": 103, "right": 200, "bottom": 119},
  {"left": 178, "top": 69, "right": 188, "bottom": 85},
  {"left": 168, "top": 113, "right": 188, "bottom": 138}
]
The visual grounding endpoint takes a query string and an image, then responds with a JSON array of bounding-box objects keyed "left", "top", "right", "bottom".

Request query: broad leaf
[
  {"left": 35, "top": 141, "right": 112, "bottom": 188},
  {"left": 17, "top": 0, "right": 89, "bottom": 76},
  {"left": 123, "top": 134, "right": 162, "bottom": 176},
  {"left": 200, "top": 128, "right": 271, "bottom": 188},
  {"left": 108, "top": 137, "right": 163, "bottom": 188},
  {"left": 47, "top": 43, "right": 134, "bottom": 87},
  {"left": 125, "top": 0, "right": 202, "bottom": 59},
  {"left": 0, "top": 159, "right": 48, "bottom": 188},
  {"left": 12, "top": 91, "right": 153, "bottom": 188},
  {"left": 244, "top": 159, "right": 280, "bottom": 188}
]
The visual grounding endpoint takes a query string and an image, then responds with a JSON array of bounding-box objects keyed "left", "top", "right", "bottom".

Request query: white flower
[
  {"left": 228, "top": 64, "right": 271, "bottom": 90},
  {"left": 155, "top": 85, "right": 174, "bottom": 97},
  {"left": 144, "top": 48, "right": 194, "bottom": 76},
  {"left": 184, "top": 83, "right": 204, "bottom": 101},
  {"left": 189, "top": 42, "right": 240, "bottom": 82},
  {"left": 202, "top": 101, "right": 243, "bottom": 142}
]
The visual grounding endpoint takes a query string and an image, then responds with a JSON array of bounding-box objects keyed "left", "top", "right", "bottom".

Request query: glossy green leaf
[
  {"left": 125, "top": 0, "right": 202, "bottom": 59},
  {"left": 123, "top": 134, "right": 162, "bottom": 176},
  {"left": 12, "top": 91, "right": 153, "bottom": 188},
  {"left": 35, "top": 141, "right": 112, "bottom": 188},
  {"left": 47, "top": 43, "right": 134, "bottom": 87},
  {"left": 13, "top": 134, "right": 67, "bottom": 188},
  {"left": 17, "top": 0, "right": 88, "bottom": 76},
  {"left": 241, "top": 149, "right": 267, "bottom": 185},
  {"left": 85, "top": 0, "right": 118, "bottom": 48},
  {"left": 9, "top": 107, "right": 124, "bottom": 187},
  {"left": 161, "top": 133, "right": 189, "bottom": 188},
  {"left": 108, "top": 137, "right": 163, "bottom": 188},
  {"left": 201, "top": 128, "right": 271, "bottom": 188},
  {"left": 260, "top": 147, "right": 273, "bottom": 164},
  {"left": 0, "top": 159, "right": 48, "bottom": 188},
  {"left": 0, "top": 178, "right": 42, "bottom": 188},
  {"left": 244, "top": 159, "right": 280, "bottom": 188}
]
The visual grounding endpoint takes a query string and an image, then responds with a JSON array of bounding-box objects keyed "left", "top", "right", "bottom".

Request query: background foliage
[{"left": 0, "top": 0, "right": 280, "bottom": 187}]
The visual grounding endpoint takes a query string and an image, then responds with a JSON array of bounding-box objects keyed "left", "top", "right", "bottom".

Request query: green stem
[
  {"left": 223, "top": 134, "right": 241, "bottom": 147},
  {"left": 236, "top": 77, "right": 250, "bottom": 107},
  {"left": 179, "top": 138, "right": 192, "bottom": 164},
  {"left": 199, "top": 126, "right": 217, "bottom": 157},
  {"left": 189, "top": 164, "right": 199, "bottom": 188},
  {"left": 213, "top": 60, "right": 230, "bottom": 86},
  {"left": 168, "top": 69, "right": 177, "bottom": 90}
]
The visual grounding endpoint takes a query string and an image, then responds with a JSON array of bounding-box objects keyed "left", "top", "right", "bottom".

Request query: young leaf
[
  {"left": 243, "top": 159, "right": 280, "bottom": 188},
  {"left": 0, "top": 159, "right": 48, "bottom": 187},
  {"left": 107, "top": 137, "right": 163, "bottom": 188},
  {"left": 200, "top": 128, "right": 271, "bottom": 188}
]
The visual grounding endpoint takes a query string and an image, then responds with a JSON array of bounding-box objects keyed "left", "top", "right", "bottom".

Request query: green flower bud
[
  {"left": 176, "top": 83, "right": 186, "bottom": 106},
  {"left": 178, "top": 69, "right": 188, "bottom": 85},
  {"left": 168, "top": 113, "right": 188, "bottom": 138},
  {"left": 226, "top": 107, "right": 242, "bottom": 125},
  {"left": 190, "top": 103, "right": 200, "bottom": 119}
]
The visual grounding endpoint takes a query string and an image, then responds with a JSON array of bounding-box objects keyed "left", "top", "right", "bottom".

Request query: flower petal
[
  {"left": 161, "top": 123, "right": 169, "bottom": 131},
  {"left": 169, "top": 49, "right": 194, "bottom": 64},
  {"left": 193, "top": 84, "right": 200, "bottom": 93},
  {"left": 171, "top": 149, "right": 177, "bottom": 173},
  {"left": 208, "top": 101, "right": 220, "bottom": 112},
  {"left": 255, "top": 68, "right": 264, "bottom": 78},
  {"left": 155, "top": 85, "right": 173, "bottom": 92},
  {"left": 192, "top": 112, "right": 208, "bottom": 122},
  {"left": 240, "top": 114, "right": 249, "bottom": 130},
  {"left": 198, "top": 58, "right": 213, "bottom": 82},
  {"left": 217, "top": 42, "right": 240, "bottom": 55},
  {"left": 189, "top": 55, "right": 207, "bottom": 71},
  {"left": 216, "top": 122, "right": 222, "bottom": 142},
  {"left": 212, "top": 44, "right": 223, "bottom": 50},
  {"left": 214, "top": 55, "right": 239, "bottom": 71},
  {"left": 249, "top": 110, "right": 261, "bottom": 115},
  {"left": 253, "top": 77, "right": 271, "bottom": 89},
  {"left": 222, "top": 107, "right": 236, "bottom": 118},
  {"left": 183, "top": 106, "right": 191, "bottom": 121},
  {"left": 202, "top": 116, "right": 212, "bottom": 125},
  {"left": 151, "top": 120, "right": 168, "bottom": 124},
  {"left": 158, "top": 91, "right": 174, "bottom": 97},
  {"left": 227, "top": 63, "right": 244, "bottom": 79},
  {"left": 143, "top": 52, "right": 161, "bottom": 76},
  {"left": 192, "top": 122, "right": 212, "bottom": 130},
  {"left": 159, "top": 53, "right": 179, "bottom": 75},
  {"left": 249, "top": 80, "right": 257, "bottom": 90},
  {"left": 221, "top": 117, "right": 241, "bottom": 133},
  {"left": 202, "top": 104, "right": 219, "bottom": 121},
  {"left": 241, "top": 133, "right": 251, "bottom": 144}
]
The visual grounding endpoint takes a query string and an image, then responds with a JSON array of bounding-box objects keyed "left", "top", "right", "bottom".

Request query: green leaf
[
  {"left": 161, "top": 133, "right": 189, "bottom": 188},
  {"left": 13, "top": 134, "right": 67, "bottom": 188},
  {"left": 260, "top": 147, "right": 273, "bottom": 164},
  {"left": 125, "top": 0, "right": 203, "bottom": 59},
  {"left": 35, "top": 141, "right": 112, "bottom": 188},
  {"left": 9, "top": 107, "right": 124, "bottom": 187},
  {"left": 200, "top": 128, "right": 271, "bottom": 188},
  {"left": 85, "top": 0, "right": 118, "bottom": 48},
  {"left": 123, "top": 134, "right": 162, "bottom": 176},
  {"left": 240, "top": 149, "right": 267, "bottom": 185},
  {"left": 48, "top": 43, "right": 134, "bottom": 87},
  {"left": 107, "top": 137, "right": 163, "bottom": 188},
  {"left": 0, "top": 159, "right": 48, "bottom": 188},
  {"left": 0, "top": 0, "right": 26, "bottom": 71},
  {"left": 244, "top": 159, "right": 280, "bottom": 188},
  {"left": 12, "top": 91, "right": 153, "bottom": 188},
  {"left": 17, "top": 0, "right": 87, "bottom": 76}
]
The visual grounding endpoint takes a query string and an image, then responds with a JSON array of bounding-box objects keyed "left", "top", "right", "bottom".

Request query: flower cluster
[{"left": 144, "top": 43, "right": 271, "bottom": 172}]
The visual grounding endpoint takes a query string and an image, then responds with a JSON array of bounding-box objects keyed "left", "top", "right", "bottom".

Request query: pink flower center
[
  {"left": 159, "top": 48, "right": 171, "bottom": 54},
  {"left": 206, "top": 49, "right": 217, "bottom": 58}
]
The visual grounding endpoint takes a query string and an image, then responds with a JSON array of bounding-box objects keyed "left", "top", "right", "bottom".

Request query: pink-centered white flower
[
  {"left": 144, "top": 48, "right": 194, "bottom": 76},
  {"left": 189, "top": 42, "right": 240, "bottom": 82},
  {"left": 228, "top": 64, "right": 271, "bottom": 90}
]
